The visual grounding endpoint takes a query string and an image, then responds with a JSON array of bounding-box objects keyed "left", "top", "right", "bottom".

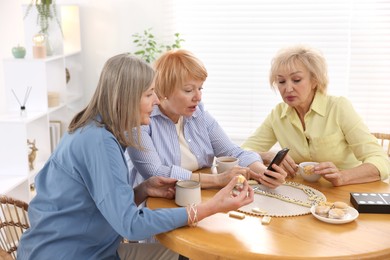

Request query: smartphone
[{"left": 264, "top": 148, "right": 290, "bottom": 179}]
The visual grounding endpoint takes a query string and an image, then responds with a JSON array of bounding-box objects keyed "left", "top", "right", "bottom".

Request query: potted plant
[
  {"left": 24, "top": 0, "right": 63, "bottom": 55},
  {"left": 131, "top": 28, "right": 185, "bottom": 63}
]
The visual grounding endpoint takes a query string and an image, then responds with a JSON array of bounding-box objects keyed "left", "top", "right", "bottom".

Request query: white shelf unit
[
  {"left": 3, "top": 57, "right": 67, "bottom": 112},
  {"left": 0, "top": 5, "right": 82, "bottom": 202},
  {"left": 0, "top": 112, "right": 49, "bottom": 201}
]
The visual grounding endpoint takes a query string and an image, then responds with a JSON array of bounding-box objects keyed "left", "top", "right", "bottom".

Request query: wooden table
[{"left": 147, "top": 176, "right": 390, "bottom": 260}]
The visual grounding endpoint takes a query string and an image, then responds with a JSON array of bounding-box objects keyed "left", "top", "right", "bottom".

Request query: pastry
[
  {"left": 328, "top": 208, "right": 345, "bottom": 219},
  {"left": 232, "top": 175, "right": 246, "bottom": 196},
  {"left": 303, "top": 165, "right": 315, "bottom": 175},
  {"left": 333, "top": 201, "right": 349, "bottom": 211},
  {"left": 315, "top": 205, "right": 331, "bottom": 217},
  {"left": 237, "top": 174, "right": 246, "bottom": 184}
]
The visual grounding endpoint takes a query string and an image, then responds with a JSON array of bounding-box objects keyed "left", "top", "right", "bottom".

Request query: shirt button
[{"left": 188, "top": 139, "right": 191, "bottom": 142}]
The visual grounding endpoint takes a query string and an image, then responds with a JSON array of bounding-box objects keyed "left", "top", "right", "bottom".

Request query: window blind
[{"left": 165, "top": 0, "right": 390, "bottom": 144}]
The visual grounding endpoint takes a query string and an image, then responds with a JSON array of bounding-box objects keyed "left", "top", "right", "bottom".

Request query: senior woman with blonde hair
[{"left": 242, "top": 45, "right": 389, "bottom": 186}]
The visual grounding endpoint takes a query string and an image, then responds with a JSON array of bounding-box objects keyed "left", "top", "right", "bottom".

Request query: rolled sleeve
[
  {"left": 364, "top": 156, "right": 390, "bottom": 180},
  {"left": 170, "top": 165, "right": 193, "bottom": 180}
]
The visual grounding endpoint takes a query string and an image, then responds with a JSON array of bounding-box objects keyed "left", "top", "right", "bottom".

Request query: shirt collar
[
  {"left": 280, "top": 91, "right": 327, "bottom": 118},
  {"left": 310, "top": 91, "right": 327, "bottom": 117}
]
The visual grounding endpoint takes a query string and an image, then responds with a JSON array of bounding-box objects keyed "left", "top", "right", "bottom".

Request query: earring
[{"left": 164, "top": 97, "right": 168, "bottom": 100}]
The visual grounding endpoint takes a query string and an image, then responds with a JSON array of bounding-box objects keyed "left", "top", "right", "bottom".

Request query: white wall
[
  {"left": 75, "top": 0, "right": 168, "bottom": 101},
  {"left": 0, "top": 0, "right": 25, "bottom": 113},
  {"left": 0, "top": 0, "right": 167, "bottom": 113}
]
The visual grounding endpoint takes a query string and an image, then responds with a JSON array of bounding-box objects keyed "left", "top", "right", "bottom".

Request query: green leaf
[{"left": 130, "top": 28, "right": 185, "bottom": 62}]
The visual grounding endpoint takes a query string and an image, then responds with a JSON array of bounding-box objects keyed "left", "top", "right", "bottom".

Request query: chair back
[
  {"left": 372, "top": 133, "right": 390, "bottom": 157},
  {"left": 0, "top": 248, "right": 13, "bottom": 260},
  {"left": 0, "top": 195, "right": 29, "bottom": 260}
]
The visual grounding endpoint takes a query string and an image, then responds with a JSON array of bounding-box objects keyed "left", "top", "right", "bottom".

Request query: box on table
[{"left": 350, "top": 192, "right": 390, "bottom": 214}]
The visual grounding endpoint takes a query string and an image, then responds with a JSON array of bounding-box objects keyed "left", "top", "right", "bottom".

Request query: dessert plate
[{"left": 310, "top": 205, "right": 359, "bottom": 224}]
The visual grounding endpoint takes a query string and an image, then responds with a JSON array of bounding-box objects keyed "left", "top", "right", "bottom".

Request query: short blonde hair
[
  {"left": 68, "top": 54, "right": 154, "bottom": 147},
  {"left": 153, "top": 49, "right": 208, "bottom": 99},
  {"left": 269, "top": 45, "right": 328, "bottom": 94}
]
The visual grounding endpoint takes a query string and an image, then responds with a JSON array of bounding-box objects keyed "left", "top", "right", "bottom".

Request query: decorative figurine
[
  {"left": 27, "top": 139, "right": 38, "bottom": 170},
  {"left": 65, "top": 67, "right": 71, "bottom": 84},
  {"left": 12, "top": 44, "right": 26, "bottom": 59}
]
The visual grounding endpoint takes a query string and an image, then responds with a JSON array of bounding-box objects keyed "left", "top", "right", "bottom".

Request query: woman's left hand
[{"left": 313, "top": 162, "right": 342, "bottom": 186}]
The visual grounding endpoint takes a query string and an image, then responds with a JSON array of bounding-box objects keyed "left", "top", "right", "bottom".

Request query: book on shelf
[{"left": 49, "top": 121, "right": 62, "bottom": 152}]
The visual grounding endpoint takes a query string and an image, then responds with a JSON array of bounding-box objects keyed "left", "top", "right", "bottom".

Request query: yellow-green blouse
[{"left": 242, "top": 92, "right": 389, "bottom": 180}]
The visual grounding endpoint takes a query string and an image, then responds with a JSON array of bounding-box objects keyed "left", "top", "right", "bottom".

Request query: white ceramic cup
[
  {"left": 298, "top": 162, "right": 321, "bottom": 182},
  {"left": 215, "top": 156, "right": 239, "bottom": 174},
  {"left": 175, "top": 180, "right": 201, "bottom": 207}
]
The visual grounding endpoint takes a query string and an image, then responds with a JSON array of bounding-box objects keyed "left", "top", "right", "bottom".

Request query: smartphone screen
[{"left": 265, "top": 148, "right": 289, "bottom": 179}]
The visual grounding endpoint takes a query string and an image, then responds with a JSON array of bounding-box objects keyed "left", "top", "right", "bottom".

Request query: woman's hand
[
  {"left": 202, "top": 176, "right": 254, "bottom": 214},
  {"left": 246, "top": 161, "right": 287, "bottom": 189},
  {"left": 314, "top": 162, "right": 381, "bottom": 186},
  {"left": 259, "top": 164, "right": 288, "bottom": 189},
  {"left": 193, "top": 176, "right": 254, "bottom": 225},
  {"left": 261, "top": 151, "right": 297, "bottom": 178},
  {"left": 279, "top": 154, "right": 298, "bottom": 178},
  {"left": 313, "top": 162, "right": 343, "bottom": 186},
  {"left": 216, "top": 166, "right": 251, "bottom": 187},
  {"left": 145, "top": 176, "right": 177, "bottom": 199},
  {"left": 134, "top": 176, "right": 177, "bottom": 205}
]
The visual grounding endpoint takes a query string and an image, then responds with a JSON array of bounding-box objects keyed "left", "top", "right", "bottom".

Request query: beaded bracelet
[{"left": 186, "top": 203, "right": 198, "bottom": 227}]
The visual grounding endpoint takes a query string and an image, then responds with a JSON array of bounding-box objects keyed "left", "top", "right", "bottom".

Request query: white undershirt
[{"left": 175, "top": 116, "right": 198, "bottom": 171}]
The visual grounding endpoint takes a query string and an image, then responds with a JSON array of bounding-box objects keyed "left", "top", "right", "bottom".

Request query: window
[{"left": 167, "top": 0, "right": 390, "bottom": 144}]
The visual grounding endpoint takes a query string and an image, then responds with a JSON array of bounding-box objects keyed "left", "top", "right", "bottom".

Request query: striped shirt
[{"left": 127, "top": 102, "right": 262, "bottom": 182}]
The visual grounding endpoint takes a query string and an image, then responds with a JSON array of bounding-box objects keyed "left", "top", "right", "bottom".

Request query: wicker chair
[
  {"left": 372, "top": 133, "right": 390, "bottom": 157},
  {"left": 0, "top": 195, "right": 30, "bottom": 260},
  {"left": 0, "top": 248, "right": 13, "bottom": 260}
]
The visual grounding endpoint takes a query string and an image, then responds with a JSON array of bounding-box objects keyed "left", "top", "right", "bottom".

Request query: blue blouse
[{"left": 17, "top": 122, "right": 187, "bottom": 260}]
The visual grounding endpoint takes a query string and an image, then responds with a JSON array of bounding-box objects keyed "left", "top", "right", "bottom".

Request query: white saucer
[{"left": 310, "top": 205, "right": 359, "bottom": 224}]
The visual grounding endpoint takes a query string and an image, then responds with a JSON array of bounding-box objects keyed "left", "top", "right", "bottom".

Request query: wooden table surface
[{"left": 147, "top": 175, "right": 390, "bottom": 260}]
